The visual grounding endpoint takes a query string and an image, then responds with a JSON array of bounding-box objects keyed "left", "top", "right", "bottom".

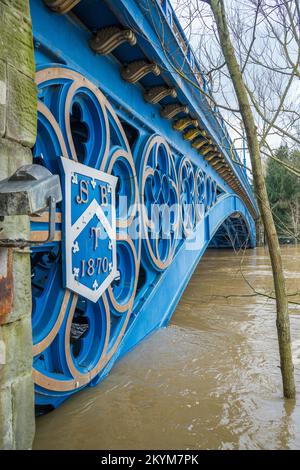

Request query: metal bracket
[
  {"left": 121, "top": 61, "right": 160, "bottom": 83},
  {"left": 44, "top": 0, "right": 81, "bottom": 14},
  {"left": 172, "top": 117, "right": 198, "bottom": 132},
  {"left": 183, "top": 128, "right": 201, "bottom": 141},
  {"left": 160, "top": 104, "right": 189, "bottom": 120},
  {"left": 202, "top": 146, "right": 218, "bottom": 157},
  {"left": 191, "top": 137, "right": 211, "bottom": 150},
  {"left": 0, "top": 196, "right": 57, "bottom": 248},
  {"left": 144, "top": 86, "right": 177, "bottom": 104},
  {"left": 90, "top": 26, "right": 136, "bottom": 55}
]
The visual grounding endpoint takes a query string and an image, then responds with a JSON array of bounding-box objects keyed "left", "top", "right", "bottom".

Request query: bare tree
[
  {"left": 171, "top": 0, "right": 299, "bottom": 398},
  {"left": 173, "top": 0, "right": 300, "bottom": 156}
]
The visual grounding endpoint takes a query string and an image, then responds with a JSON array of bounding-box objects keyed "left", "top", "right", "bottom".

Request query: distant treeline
[{"left": 265, "top": 146, "right": 300, "bottom": 244}]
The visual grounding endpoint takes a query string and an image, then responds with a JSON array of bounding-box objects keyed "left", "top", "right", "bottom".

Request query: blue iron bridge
[{"left": 29, "top": 0, "right": 258, "bottom": 412}]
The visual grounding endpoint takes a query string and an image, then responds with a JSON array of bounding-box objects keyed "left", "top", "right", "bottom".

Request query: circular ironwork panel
[
  {"left": 31, "top": 67, "right": 141, "bottom": 398},
  {"left": 178, "top": 156, "right": 196, "bottom": 237}
]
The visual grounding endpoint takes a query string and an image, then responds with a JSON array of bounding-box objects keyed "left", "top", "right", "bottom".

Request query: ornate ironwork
[
  {"left": 140, "top": 135, "right": 179, "bottom": 270},
  {"left": 31, "top": 67, "right": 141, "bottom": 394},
  {"left": 144, "top": 86, "right": 177, "bottom": 104},
  {"left": 121, "top": 60, "right": 160, "bottom": 83},
  {"left": 172, "top": 117, "right": 198, "bottom": 132},
  {"left": 183, "top": 128, "right": 201, "bottom": 141},
  {"left": 178, "top": 157, "right": 196, "bottom": 237},
  {"left": 90, "top": 26, "right": 137, "bottom": 55},
  {"left": 202, "top": 146, "right": 218, "bottom": 157},
  {"left": 44, "top": 0, "right": 81, "bottom": 13},
  {"left": 160, "top": 104, "right": 189, "bottom": 120},
  {"left": 29, "top": 0, "right": 258, "bottom": 411}
]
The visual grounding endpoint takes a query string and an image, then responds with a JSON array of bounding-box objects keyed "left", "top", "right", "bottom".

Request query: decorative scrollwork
[
  {"left": 204, "top": 174, "right": 217, "bottom": 211},
  {"left": 211, "top": 179, "right": 217, "bottom": 206},
  {"left": 31, "top": 67, "right": 141, "bottom": 394},
  {"left": 144, "top": 86, "right": 177, "bottom": 104},
  {"left": 89, "top": 26, "right": 137, "bottom": 55},
  {"left": 30, "top": 62, "right": 222, "bottom": 401},
  {"left": 194, "top": 168, "right": 206, "bottom": 222},
  {"left": 192, "top": 137, "right": 211, "bottom": 150},
  {"left": 202, "top": 145, "right": 218, "bottom": 158},
  {"left": 160, "top": 104, "right": 189, "bottom": 120},
  {"left": 173, "top": 117, "right": 198, "bottom": 132},
  {"left": 140, "top": 135, "right": 180, "bottom": 271},
  {"left": 178, "top": 157, "right": 196, "bottom": 238},
  {"left": 183, "top": 128, "right": 201, "bottom": 141}
]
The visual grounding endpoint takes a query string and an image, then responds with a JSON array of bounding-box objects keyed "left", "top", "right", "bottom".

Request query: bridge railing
[{"left": 157, "top": 0, "right": 255, "bottom": 205}]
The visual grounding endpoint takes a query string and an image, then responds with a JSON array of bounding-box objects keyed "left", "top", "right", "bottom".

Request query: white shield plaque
[{"left": 60, "top": 157, "right": 118, "bottom": 303}]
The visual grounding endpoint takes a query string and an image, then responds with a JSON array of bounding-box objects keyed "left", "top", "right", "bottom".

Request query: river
[{"left": 34, "top": 245, "right": 300, "bottom": 450}]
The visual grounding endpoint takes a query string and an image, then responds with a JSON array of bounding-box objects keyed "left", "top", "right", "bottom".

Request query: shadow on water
[{"left": 34, "top": 246, "right": 300, "bottom": 450}]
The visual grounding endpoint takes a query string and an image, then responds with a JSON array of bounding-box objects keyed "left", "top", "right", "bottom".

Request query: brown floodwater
[{"left": 34, "top": 245, "right": 300, "bottom": 450}]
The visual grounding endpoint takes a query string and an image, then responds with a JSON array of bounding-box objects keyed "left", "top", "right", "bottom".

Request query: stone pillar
[{"left": 0, "top": 0, "right": 37, "bottom": 449}]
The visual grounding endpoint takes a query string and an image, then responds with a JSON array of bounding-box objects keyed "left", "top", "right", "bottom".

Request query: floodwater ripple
[{"left": 34, "top": 246, "right": 300, "bottom": 450}]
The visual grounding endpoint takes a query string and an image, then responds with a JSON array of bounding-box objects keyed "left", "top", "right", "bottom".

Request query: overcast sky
[{"left": 170, "top": 0, "right": 300, "bottom": 173}]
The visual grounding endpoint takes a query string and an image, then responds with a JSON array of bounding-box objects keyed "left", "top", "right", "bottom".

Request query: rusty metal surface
[{"left": 0, "top": 248, "right": 13, "bottom": 323}]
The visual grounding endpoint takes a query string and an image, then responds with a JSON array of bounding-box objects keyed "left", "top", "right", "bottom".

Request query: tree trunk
[
  {"left": 210, "top": 0, "right": 295, "bottom": 398},
  {"left": 255, "top": 217, "right": 265, "bottom": 247}
]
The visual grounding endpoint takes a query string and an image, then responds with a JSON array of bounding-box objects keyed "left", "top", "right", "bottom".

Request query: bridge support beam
[{"left": 0, "top": 0, "right": 36, "bottom": 449}]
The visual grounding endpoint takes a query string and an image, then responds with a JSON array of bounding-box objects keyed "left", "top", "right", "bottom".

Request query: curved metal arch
[
  {"left": 30, "top": 64, "right": 256, "bottom": 411},
  {"left": 207, "top": 194, "right": 256, "bottom": 249},
  {"left": 32, "top": 66, "right": 142, "bottom": 404},
  {"left": 107, "top": 193, "right": 256, "bottom": 366}
]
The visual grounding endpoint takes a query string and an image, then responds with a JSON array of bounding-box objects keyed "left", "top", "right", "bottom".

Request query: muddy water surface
[{"left": 34, "top": 246, "right": 300, "bottom": 450}]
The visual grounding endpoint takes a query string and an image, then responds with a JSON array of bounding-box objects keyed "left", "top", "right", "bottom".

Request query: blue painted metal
[{"left": 29, "top": 0, "right": 258, "bottom": 411}]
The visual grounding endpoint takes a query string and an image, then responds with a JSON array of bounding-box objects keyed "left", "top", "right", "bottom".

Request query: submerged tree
[
  {"left": 210, "top": 0, "right": 295, "bottom": 398},
  {"left": 170, "top": 0, "right": 299, "bottom": 398}
]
